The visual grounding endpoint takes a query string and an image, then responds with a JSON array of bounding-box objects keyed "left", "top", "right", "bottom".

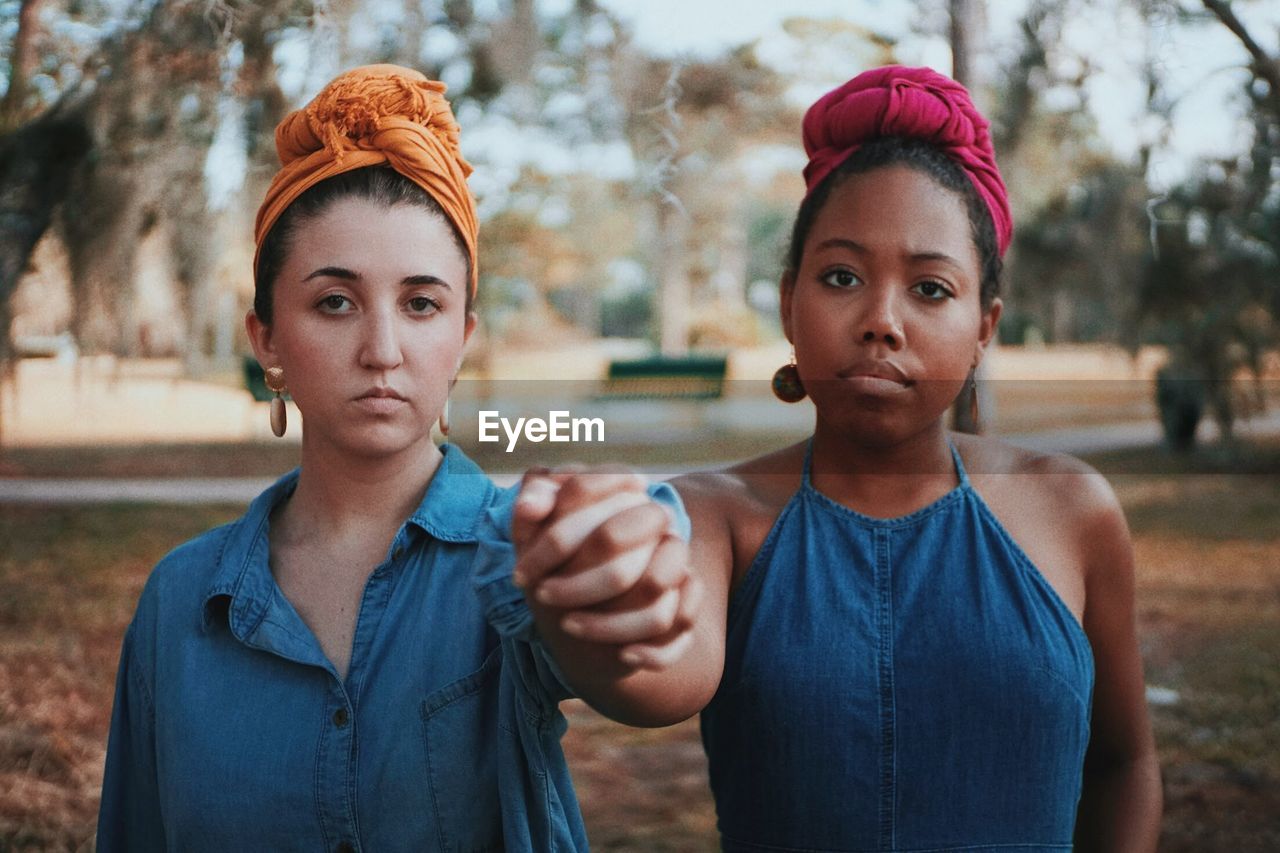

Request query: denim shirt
[{"left": 98, "top": 445, "right": 590, "bottom": 852}]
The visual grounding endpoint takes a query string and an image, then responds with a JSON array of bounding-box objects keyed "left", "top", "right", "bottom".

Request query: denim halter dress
[{"left": 700, "top": 443, "right": 1094, "bottom": 852}]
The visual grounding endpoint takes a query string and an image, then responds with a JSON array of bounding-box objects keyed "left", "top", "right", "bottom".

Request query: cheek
[
  {"left": 790, "top": 294, "right": 842, "bottom": 354},
  {"left": 277, "top": 327, "right": 344, "bottom": 377}
]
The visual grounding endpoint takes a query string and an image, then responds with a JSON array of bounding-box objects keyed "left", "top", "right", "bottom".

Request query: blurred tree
[
  {"left": 613, "top": 44, "right": 800, "bottom": 353},
  {"left": 1011, "top": 145, "right": 1151, "bottom": 344},
  {"left": 949, "top": 0, "right": 988, "bottom": 433},
  {"left": 0, "top": 0, "right": 90, "bottom": 374},
  {"left": 1140, "top": 162, "right": 1276, "bottom": 447},
  {"left": 0, "top": 0, "right": 314, "bottom": 371},
  {"left": 1135, "top": 0, "right": 1280, "bottom": 449},
  {"left": 946, "top": 0, "right": 1098, "bottom": 431}
]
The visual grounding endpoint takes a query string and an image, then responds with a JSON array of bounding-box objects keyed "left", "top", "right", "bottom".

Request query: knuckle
[
  {"left": 654, "top": 589, "right": 680, "bottom": 628},
  {"left": 594, "top": 519, "right": 635, "bottom": 553},
  {"left": 638, "top": 502, "right": 668, "bottom": 532},
  {"left": 631, "top": 568, "right": 665, "bottom": 600},
  {"left": 601, "top": 565, "right": 634, "bottom": 598},
  {"left": 543, "top": 528, "right": 574, "bottom": 559}
]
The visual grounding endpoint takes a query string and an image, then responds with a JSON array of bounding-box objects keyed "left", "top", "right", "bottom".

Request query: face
[
  {"left": 247, "top": 196, "right": 476, "bottom": 459},
  {"left": 782, "top": 165, "right": 1002, "bottom": 447}
]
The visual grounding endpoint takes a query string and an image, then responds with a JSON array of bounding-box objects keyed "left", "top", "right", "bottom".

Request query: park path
[{"left": 3, "top": 410, "right": 1278, "bottom": 505}]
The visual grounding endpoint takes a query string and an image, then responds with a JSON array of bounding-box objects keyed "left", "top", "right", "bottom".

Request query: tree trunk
[
  {"left": 0, "top": 0, "right": 45, "bottom": 134},
  {"left": 949, "top": 0, "right": 984, "bottom": 97},
  {"left": 0, "top": 112, "right": 92, "bottom": 353},
  {"left": 949, "top": 0, "right": 991, "bottom": 434},
  {"left": 657, "top": 201, "right": 689, "bottom": 355}
]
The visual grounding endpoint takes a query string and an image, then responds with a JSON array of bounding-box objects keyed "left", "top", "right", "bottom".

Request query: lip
[
  {"left": 354, "top": 387, "right": 409, "bottom": 414},
  {"left": 836, "top": 361, "right": 912, "bottom": 395},
  {"left": 358, "top": 387, "right": 408, "bottom": 401},
  {"left": 837, "top": 361, "right": 911, "bottom": 384}
]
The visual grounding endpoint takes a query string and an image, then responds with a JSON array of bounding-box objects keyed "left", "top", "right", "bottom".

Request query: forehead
[
  {"left": 806, "top": 165, "right": 978, "bottom": 269},
  {"left": 284, "top": 196, "right": 468, "bottom": 286}
]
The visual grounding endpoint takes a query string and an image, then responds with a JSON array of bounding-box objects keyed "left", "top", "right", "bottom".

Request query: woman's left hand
[{"left": 510, "top": 466, "right": 702, "bottom": 671}]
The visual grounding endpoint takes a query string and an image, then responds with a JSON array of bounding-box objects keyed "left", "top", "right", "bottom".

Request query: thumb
[{"left": 512, "top": 470, "right": 560, "bottom": 549}]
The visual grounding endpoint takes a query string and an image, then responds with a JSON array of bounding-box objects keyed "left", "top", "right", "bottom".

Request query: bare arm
[
  {"left": 1071, "top": 469, "right": 1163, "bottom": 850},
  {"left": 512, "top": 469, "right": 732, "bottom": 727}
]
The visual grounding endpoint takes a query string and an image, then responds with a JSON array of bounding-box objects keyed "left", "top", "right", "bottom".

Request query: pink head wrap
[{"left": 802, "top": 65, "right": 1013, "bottom": 256}]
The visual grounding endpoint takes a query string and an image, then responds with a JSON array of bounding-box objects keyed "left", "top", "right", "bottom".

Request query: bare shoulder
[
  {"left": 955, "top": 432, "right": 1131, "bottom": 607},
  {"left": 670, "top": 442, "right": 806, "bottom": 587},
  {"left": 670, "top": 441, "right": 805, "bottom": 519},
  {"left": 954, "top": 432, "right": 1122, "bottom": 522}
]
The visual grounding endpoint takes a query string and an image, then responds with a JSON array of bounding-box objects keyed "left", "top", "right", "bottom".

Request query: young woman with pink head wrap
[
  {"left": 519, "top": 64, "right": 1162, "bottom": 850},
  {"left": 703, "top": 64, "right": 1160, "bottom": 850}
]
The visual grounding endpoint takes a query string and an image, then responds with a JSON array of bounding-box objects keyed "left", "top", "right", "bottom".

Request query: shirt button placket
[{"left": 318, "top": 693, "right": 358, "bottom": 850}]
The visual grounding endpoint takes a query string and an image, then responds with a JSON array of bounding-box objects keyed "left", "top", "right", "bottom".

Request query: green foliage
[
  {"left": 1137, "top": 140, "right": 1279, "bottom": 444},
  {"left": 600, "top": 286, "right": 652, "bottom": 339},
  {"left": 1011, "top": 158, "right": 1151, "bottom": 343}
]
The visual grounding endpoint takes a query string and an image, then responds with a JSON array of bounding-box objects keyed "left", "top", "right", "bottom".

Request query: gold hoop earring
[
  {"left": 772, "top": 348, "right": 806, "bottom": 403},
  {"left": 264, "top": 366, "right": 287, "bottom": 438}
]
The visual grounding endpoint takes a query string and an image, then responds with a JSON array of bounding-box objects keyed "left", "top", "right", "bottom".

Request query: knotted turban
[
  {"left": 254, "top": 64, "right": 479, "bottom": 294},
  {"left": 802, "top": 65, "right": 1012, "bottom": 256}
]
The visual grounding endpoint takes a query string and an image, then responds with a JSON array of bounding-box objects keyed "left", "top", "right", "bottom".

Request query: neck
[
  {"left": 284, "top": 432, "right": 444, "bottom": 541},
  {"left": 808, "top": 417, "right": 957, "bottom": 516}
]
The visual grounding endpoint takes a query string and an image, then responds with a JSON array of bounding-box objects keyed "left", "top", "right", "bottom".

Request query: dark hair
[
  {"left": 784, "top": 137, "right": 1002, "bottom": 309},
  {"left": 253, "top": 166, "right": 474, "bottom": 325}
]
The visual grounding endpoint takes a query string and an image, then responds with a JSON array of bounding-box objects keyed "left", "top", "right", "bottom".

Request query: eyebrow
[
  {"left": 303, "top": 267, "right": 453, "bottom": 290},
  {"left": 813, "top": 238, "right": 965, "bottom": 269}
]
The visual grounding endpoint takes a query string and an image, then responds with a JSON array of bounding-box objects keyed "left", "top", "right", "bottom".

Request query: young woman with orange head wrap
[{"left": 97, "top": 65, "right": 702, "bottom": 851}]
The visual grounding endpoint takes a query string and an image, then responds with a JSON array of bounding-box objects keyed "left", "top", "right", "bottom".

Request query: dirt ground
[{"left": 1, "top": 443, "right": 1278, "bottom": 850}]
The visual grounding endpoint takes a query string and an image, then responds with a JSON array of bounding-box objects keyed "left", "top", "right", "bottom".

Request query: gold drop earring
[
  {"left": 265, "top": 367, "right": 288, "bottom": 437},
  {"left": 772, "top": 347, "right": 806, "bottom": 403}
]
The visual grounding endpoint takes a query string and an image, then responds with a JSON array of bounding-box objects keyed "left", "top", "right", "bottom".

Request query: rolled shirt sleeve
[{"left": 472, "top": 481, "right": 692, "bottom": 709}]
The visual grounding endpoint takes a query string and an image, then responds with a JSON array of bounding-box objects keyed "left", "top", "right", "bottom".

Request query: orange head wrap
[{"left": 253, "top": 64, "right": 479, "bottom": 295}]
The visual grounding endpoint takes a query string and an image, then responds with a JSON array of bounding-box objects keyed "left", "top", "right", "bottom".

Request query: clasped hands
[{"left": 511, "top": 466, "right": 702, "bottom": 671}]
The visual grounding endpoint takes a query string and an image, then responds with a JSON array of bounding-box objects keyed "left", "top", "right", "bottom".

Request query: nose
[
  {"left": 358, "top": 307, "right": 404, "bottom": 372},
  {"left": 859, "top": 287, "right": 905, "bottom": 350}
]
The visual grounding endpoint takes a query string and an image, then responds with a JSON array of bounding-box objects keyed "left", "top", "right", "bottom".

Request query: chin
[
  {"left": 321, "top": 421, "right": 434, "bottom": 459},
  {"left": 814, "top": 397, "right": 950, "bottom": 450}
]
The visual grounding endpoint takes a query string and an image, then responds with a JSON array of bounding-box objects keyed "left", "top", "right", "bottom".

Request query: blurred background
[{"left": 0, "top": 0, "right": 1278, "bottom": 849}]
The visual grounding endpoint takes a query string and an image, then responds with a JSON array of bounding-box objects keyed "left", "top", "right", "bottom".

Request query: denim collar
[{"left": 201, "top": 444, "right": 495, "bottom": 636}]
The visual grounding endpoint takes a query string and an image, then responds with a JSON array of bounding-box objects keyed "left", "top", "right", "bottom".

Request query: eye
[
  {"left": 406, "top": 295, "right": 441, "bottom": 315},
  {"left": 912, "top": 280, "right": 953, "bottom": 301},
  {"left": 821, "top": 268, "right": 862, "bottom": 289},
  {"left": 317, "top": 294, "right": 354, "bottom": 313}
]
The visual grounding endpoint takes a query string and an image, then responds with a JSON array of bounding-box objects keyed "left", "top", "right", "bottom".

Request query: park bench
[{"left": 595, "top": 354, "right": 727, "bottom": 401}]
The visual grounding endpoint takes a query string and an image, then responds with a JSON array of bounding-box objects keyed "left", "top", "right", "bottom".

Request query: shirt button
[{"left": 332, "top": 707, "right": 349, "bottom": 728}]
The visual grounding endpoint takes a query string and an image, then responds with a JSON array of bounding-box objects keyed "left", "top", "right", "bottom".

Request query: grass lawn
[{"left": 1, "top": 442, "right": 1278, "bottom": 849}]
